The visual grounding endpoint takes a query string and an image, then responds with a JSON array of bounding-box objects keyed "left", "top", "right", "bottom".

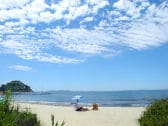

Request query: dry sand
[{"left": 18, "top": 103, "right": 145, "bottom": 126}]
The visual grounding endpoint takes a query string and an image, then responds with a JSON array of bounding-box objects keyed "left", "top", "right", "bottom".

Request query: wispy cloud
[
  {"left": 0, "top": 0, "right": 168, "bottom": 64},
  {"left": 80, "top": 17, "right": 94, "bottom": 24},
  {"left": 8, "top": 65, "right": 32, "bottom": 71}
]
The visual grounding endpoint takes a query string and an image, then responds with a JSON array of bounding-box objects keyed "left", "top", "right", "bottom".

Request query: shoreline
[
  {"left": 17, "top": 102, "right": 145, "bottom": 126},
  {"left": 14, "top": 100, "right": 148, "bottom": 107}
]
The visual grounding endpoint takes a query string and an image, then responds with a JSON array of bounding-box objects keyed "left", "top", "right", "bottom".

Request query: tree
[
  {"left": 0, "top": 84, "right": 6, "bottom": 93},
  {"left": 0, "top": 80, "right": 32, "bottom": 92}
]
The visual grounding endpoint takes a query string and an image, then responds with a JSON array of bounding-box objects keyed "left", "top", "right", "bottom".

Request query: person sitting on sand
[
  {"left": 73, "top": 99, "right": 89, "bottom": 111},
  {"left": 92, "top": 103, "right": 98, "bottom": 110}
]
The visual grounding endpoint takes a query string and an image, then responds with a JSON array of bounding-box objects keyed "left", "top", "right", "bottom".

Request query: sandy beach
[{"left": 17, "top": 103, "right": 145, "bottom": 126}]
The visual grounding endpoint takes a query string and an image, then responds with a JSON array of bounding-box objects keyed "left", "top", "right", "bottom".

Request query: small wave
[
  {"left": 16, "top": 100, "right": 72, "bottom": 106},
  {"left": 131, "top": 104, "right": 147, "bottom": 107},
  {"left": 31, "top": 92, "right": 53, "bottom": 95}
]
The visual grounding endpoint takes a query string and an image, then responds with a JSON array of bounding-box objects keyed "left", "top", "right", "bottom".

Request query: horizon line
[{"left": 33, "top": 89, "right": 168, "bottom": 92}]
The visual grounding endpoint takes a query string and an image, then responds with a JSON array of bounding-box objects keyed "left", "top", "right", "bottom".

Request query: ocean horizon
[{"left": 1, "top": 89, "right": 168, "bottom": 107}]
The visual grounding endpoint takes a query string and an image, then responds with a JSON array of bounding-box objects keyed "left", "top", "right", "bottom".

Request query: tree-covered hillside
[{"left": 0, "top": 80, "right": 32, "bottom": 92}]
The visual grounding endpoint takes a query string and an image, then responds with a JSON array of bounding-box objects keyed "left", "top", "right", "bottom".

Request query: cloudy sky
[{"left": 0, "top": 0, "right": 168, "bottom": 91}]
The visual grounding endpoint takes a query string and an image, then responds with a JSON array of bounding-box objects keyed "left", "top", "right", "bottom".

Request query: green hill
[{"left": 0, "top": 80, "right": 32, "bottom": 92}]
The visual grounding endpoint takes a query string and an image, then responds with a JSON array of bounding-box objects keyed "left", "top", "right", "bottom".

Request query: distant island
[{"left": 0, "top": 80, "right": 32, "bottom": 92}]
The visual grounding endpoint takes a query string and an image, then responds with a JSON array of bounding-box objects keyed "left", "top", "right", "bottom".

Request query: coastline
[
  {"left": 15, "top": 101, "right": 147, "bottom": 107},
  {"left": 17, "top": 102, "right": 145, "bottom": 126}
]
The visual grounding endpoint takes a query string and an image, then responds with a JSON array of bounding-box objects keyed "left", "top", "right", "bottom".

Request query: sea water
[{"left": 1, "top": 90, "right": 168, "bottom": 107}]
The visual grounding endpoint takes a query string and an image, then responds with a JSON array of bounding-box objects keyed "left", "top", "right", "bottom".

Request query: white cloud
[
  {"left": 113, "top": 0, "right": 141, "bottom": 18},
  {"left": 147, "top": 3, "right": 156, "bottom": 15},
  {"left": 115, "top": 16, "right": 130, "bottom": 21},
  {"left": 69, "top": 4, "right": 89, "bottom": 19},
  {"left": 8, "top": 65, "right": 32, "bottom": 71},
  {"left": 47, "top": 28, "right": 116, "bottom": 55},
  {"left": 113, "top": 0, "right": 126, "bottom": 10},
  {"left": 0, "top": 40, "right": 80, "bottom": 64},
  {"left": 39, "top": 11, "right": 54, "bottom": 23},
  {"left": 118, "top": 22, "right": 168, "bottom": 49},
  {"left": 0, "top": 9, "right": 26, "bottom": 22},
  {"left": 91, "top": 1, "right": 109, "bottom": 13},
  {"left": 108, "top": 10, "right": 121, "bottom": 16},
  {"left": 51, "top": 0, "right": 88, "bottom": 21},
  {"left": 0, "top": 0, "right": 168, "bottom": 64},
  {"left": 25, "top": 0, "right": 49, "bottom": 23},
  {"left": 155, "top": 2, "right": 168, "bottom": 18},
  {"left": 0, "top": 0, "right": 108, "bottom": 23},
  {"left": 80, "top": 17, "right": 93, "bottom": 24},
  {"left": 141, "top": 1, "right": 150, "bottom": 8},
  {"left": 0, "top": 0, "right": 30, "bottom": 9},
  {"left": 85, "top": 0, "right": 108, "bottom": 5}
]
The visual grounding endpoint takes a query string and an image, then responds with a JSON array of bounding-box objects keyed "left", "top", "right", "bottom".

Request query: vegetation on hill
[
  {"left": 139, "top": 99, "right": 168, "bottom": 126},
  {"left": 0, "top": 80, "right": 32, "bottom": 92}
]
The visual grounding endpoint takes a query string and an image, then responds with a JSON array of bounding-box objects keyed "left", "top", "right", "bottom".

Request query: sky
[{"left": 0, "top": 0, "right": 168, "bottom": 91}]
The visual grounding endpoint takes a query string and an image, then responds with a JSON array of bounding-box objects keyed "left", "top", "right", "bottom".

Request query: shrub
[
  {"left": 51, "top": 114, "right": 65, "bottom": 126},
  {"left": 139, "top": 99, "right": 168, "bottom": 126},
  {"left": 0, "top": 90, "right": 41, "bottom": 126},
  {"left": 0, "top": 90, "right": 66, "bottom": 126}
]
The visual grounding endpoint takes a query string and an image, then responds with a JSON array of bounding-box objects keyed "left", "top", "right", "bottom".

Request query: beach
[{"left": 17, "top": 103, "right": 145, "bottom": 126}]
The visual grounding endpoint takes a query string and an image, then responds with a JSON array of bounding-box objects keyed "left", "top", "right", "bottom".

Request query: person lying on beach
[
  {"left": 75, "top": 106, "right": 89, "bottom": 111},
  {"left": 73, "top": 99, "right": 89, "bottom": 111}
]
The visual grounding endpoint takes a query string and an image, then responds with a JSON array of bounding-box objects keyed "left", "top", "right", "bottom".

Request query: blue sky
[{"left": 0, "top": 0, "right": 168, "bottom": 91}]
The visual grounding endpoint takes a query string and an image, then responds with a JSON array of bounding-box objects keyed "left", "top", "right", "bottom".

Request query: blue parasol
[{"left": 72, "top": 95, "right": 84, "bottom": 100}]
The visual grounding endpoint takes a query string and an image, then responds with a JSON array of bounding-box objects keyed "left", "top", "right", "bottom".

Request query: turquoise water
[{"left": 1, "top": 90, "right": 168, "bottom": 107}]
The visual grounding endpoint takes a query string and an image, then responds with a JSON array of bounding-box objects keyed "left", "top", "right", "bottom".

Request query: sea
[{"left": 1, "top": 90, "right": 168, "bottom": 107}]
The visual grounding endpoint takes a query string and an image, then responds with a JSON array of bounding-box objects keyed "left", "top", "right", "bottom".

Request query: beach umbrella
[{"left": 72, "top": 95, "right": 84, "bottom": 100}]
